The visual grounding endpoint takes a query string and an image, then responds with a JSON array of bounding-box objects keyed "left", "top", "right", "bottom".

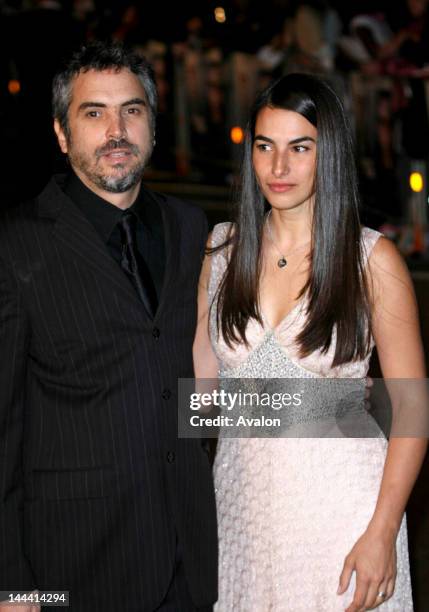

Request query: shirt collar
[
  {"left": 63, "top": 172, "right": 126, "bottom": 244},
  {"left": 62, "top": 172, "right": 162, "bottom": 242}
]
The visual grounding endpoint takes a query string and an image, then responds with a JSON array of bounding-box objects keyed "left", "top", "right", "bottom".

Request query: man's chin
[{"left": 97, "top": 171, "right": 144, "bottom": 194}]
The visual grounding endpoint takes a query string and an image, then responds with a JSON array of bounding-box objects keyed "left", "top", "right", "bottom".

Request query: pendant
[{"left": 277, "top": 257, "right": 287, "bottom": 268}]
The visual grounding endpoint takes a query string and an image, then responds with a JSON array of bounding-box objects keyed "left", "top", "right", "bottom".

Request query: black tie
[{"left": 119, "top": 211, "right": 157, "bottom": 317}]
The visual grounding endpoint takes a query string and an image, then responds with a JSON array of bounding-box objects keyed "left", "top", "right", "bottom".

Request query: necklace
[{"left": 265, "top": 210, "right": 310, "bottom": 269}]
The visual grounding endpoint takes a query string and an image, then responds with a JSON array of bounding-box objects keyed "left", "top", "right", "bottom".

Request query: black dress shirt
[{"left": 63, "top": 172, "right": 165, "bottom": 302}]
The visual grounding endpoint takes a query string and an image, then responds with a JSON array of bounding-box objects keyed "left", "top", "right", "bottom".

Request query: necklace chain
[{"left": 265, "top": 209, "right": 310, "bottom": 269}]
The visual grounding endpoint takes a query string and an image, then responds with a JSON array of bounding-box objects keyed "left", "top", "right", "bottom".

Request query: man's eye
[
  {"left": 87, "top": 110, "right": 101, "bottom": 118},
  {"left": 256, "top": 143, "right": 271, "bottom": 152},
  {"left": 293, "top": 145, "right": 309, "bottom": 153},
  {"left": 126, "top": 108, "right": 140, "bottom": 115}
]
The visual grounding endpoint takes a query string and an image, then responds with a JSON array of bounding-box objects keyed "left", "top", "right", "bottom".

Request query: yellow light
[
  {"left": 214, "top": 7, "right": 226, "bottom": 23},
  {"left": 8, "top": 79, "right": 21, "bottom": 95},
  {"left": 230, "top": 126, "right": 244, "bottom": 144},
  {"left": 410, "top": 172, "right": 424, "bottom": 193}
]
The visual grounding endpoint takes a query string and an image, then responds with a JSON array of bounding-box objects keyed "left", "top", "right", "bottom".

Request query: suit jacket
[{"left": 0, "top": 176, "right": 218, "bottom": 611}]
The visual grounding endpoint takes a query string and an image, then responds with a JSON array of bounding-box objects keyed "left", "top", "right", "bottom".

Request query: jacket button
[
  {"left": 167, "top": 451, "right": 175, "bottom": 463},
  {"left": 162, "top": 389, "right": 171, "bottom": 400},
  {"left": 152, "top": 327, "right": 160, "bottom": 339}
]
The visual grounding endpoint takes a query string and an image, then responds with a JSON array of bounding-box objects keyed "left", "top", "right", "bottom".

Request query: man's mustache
[{"left": 96, "top": 139, "right": 139, "bottom": 158}]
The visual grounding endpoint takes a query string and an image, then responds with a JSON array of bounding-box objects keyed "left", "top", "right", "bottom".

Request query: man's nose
[{"left": 107, "top": 112, "right": 126, "bottom": 140}]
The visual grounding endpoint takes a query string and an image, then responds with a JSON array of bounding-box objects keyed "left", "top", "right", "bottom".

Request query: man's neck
[{"left": 74, "top": 169, "right": 141, "bottom": 210}]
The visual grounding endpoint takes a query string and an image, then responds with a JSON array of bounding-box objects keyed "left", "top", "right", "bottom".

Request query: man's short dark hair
[{"left": 52, "top": 41, "right": 158, "bottom": 139}]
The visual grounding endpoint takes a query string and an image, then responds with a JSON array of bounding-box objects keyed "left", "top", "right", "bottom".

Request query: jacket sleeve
[
  {"left": 198, "top": 209, "right": 209, "bottom": 263},
  {"left": 0, "top": 255, "right": 35, "bottom": 590}
]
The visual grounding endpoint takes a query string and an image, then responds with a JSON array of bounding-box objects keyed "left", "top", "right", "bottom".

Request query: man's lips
[
  {"left": 267, "top": 183, "right": 296, "bottom": 193},
  {"left": 102, "top": 149, "right": 132, "bottom": 159},
  {"left": 96, "top": 139, "right": 139, "bottom": 160}
]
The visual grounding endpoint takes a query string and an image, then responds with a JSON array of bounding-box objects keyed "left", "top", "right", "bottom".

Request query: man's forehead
[{"left": 70, "top": 68, "right": 147, "bottom": 104}]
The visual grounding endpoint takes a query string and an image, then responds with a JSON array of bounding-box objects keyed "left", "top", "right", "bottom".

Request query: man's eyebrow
[
  {"left": 78, "top": 102, "right": 106, "bottom": 112},
  {"left": 121, "top": 98, "right": 147, "bottom": 107},
  {"left": 254, "top": 135, "right": 316, "bottom": 144},
  {"left": 77, "top": 98, "right": 147, "bottom": 112}
]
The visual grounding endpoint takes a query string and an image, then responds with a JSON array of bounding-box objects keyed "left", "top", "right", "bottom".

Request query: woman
[{"left": 193, "top": 73, "right": 427, "bottom": 611}]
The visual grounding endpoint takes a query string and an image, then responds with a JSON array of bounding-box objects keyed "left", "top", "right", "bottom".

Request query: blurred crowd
[{"left": 1, "top": 0, "right": 429, "bottom": 227}]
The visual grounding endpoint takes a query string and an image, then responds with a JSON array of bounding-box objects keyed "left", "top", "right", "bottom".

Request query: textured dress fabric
[{"left": 208, "top": 223, "right": 413, "bottom": 612}]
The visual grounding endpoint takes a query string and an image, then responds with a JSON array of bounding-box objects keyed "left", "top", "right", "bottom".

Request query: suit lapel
[
  {"left": 141, "top": 187, "right": 180, "bottom": 322},
  {"left": 37, "top": 177, "right": 143, "bottom": 308},
  {"left": 37, "top": 177, "right": 182, "bottom": 321}
]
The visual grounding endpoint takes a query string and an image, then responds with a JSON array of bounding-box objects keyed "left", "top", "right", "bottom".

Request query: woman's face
[{"left": 252, "top": 107, "right": 317, "bottom": 214}]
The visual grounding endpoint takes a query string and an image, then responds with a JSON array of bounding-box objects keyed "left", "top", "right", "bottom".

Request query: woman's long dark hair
[{"left": 215, "top": 73, "right": 371, "bottom": 367}]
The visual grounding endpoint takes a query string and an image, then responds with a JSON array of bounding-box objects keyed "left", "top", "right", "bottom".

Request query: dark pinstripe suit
[{"left": 0, "top": 176, "right": 218, "bottom": 611}]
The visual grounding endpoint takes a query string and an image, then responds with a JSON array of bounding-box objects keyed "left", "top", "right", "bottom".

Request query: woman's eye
[
  {"left": 294, "top": 145, "right": 308, "bottom": 153},
  {"left": 256, "top": 143, "right": 271, "bottom": 152}
]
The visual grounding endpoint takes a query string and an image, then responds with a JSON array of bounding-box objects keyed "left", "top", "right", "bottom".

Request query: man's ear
[{"left": 54, "top": 118, "right": 69, "bottom": 154}]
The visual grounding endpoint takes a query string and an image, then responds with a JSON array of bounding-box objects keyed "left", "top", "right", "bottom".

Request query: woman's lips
[{"left": 267, "top": 183, "right": 296, "bottom": 193}]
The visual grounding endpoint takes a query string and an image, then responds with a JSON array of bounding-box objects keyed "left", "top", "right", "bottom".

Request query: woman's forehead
[{"left": 254, "top": 107, "right": 317, "bottom": 140}]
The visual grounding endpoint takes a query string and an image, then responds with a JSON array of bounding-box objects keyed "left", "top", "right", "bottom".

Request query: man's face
[{"left": 55, "top": 68, "right": 153, "bottom": 198}]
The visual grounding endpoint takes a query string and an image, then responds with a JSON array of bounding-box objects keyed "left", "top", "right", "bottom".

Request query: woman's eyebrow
[{"left": 254, "top": 135, "right": 316, "bottom": 144}]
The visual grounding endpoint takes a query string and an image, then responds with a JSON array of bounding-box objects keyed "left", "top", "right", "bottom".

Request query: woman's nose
[{"left": 272, "top": 151, "right": 290, "bottom": 177}]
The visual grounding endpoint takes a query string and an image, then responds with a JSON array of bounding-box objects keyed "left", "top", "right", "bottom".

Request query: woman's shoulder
[
  {"left": 210, "top": 221, "right": 234, "bottom": 249},
  {"left": 361, "top": 226, "right": 383, "bottom": 260},
  {"left": 361, "top": 227, "right": 402, "bottom": 268},
  {"left": 200, "top": 222, "right": 233, "bottom": 291},
  {"left": 363, "top": 229, "right": 414, "bottom": 301}
]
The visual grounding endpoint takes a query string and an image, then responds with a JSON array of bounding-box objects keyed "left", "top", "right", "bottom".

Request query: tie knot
[{"left": 119, "top": 211, "right": 138, "bottom": 244}]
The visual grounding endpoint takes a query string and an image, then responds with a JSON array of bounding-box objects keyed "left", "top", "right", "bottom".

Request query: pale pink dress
[{"left": 209, "top": 223, "right": 413, "bottom": 611}]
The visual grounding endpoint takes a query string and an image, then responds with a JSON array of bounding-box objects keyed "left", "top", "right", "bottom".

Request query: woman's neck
[{"left": 268, "top": 206, "right": 312, "bottom": 251}]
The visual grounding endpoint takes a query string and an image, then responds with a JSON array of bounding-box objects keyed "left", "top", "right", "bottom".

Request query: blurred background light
[
  {"left": 214, "top": 7, "right": 226, "bottom": 24},
  {"left": 410, "top": 172, "right": 424, "bottom": 193},
  {"left": 8, "top": 80, "right": 21, "bottom": 95},
  {"left": 230, "top": 126, "right": 244, "bottom": 144}
]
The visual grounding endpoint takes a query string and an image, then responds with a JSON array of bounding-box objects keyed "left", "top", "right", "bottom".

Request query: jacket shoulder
[
  {"left": 0, "top": 198, "right": 39, "bottom": 223},
  {"left": 0, "top": 191, "right": 55, "bottom": 266},
  {"left": 0, "top": 199, "right": 39, "bottom": 244},
  {"left": 146, "top": 187, "right": 207, "bottom": 224}
]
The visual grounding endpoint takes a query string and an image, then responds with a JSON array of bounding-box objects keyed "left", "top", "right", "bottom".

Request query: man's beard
[{"left": 69, "top": 138, "right": 152, "bottom": 194}]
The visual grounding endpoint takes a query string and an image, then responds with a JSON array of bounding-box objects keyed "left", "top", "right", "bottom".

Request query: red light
[
  {"left": 230, "top": 126, "right": 244, "bottom": 144},
  {"left": 8, "top": 79, "right": 21, "bottom": 95}
]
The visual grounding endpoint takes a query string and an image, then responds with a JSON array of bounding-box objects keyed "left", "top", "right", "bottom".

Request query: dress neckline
[{"left": 260, "top": 296, "right": 306, "bottom": 333}]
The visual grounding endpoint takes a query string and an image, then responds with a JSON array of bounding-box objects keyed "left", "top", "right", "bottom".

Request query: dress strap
[
  {"left": 207, "top": 222, "right": 232, "bottom": 309},
  {"left": 361, "top": 227, "right": 382, "bottom": 266}
]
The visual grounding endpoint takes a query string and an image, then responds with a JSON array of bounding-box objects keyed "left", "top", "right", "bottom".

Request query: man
[{"left": 0, "top": 42, "right": 217, "bottom": 611}]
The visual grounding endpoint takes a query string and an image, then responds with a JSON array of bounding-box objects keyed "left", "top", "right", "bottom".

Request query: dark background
[{"left": 1, "top": 1, "right": 429, "bottom": 608}]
